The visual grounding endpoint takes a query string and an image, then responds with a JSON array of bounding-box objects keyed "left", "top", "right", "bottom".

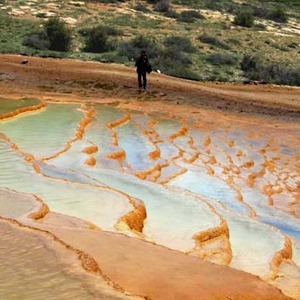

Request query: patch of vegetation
[
  {"left": 134, "top": 3, "right": 150, "bottom": 13},
  {"left": 23, "top": 17, "right": 72, "bottom": 52},
  {"left": 0, "top": 12, "right": 36, "bottom": 54},
  {"left": 119, "top": 35, "right": 159, "bottom": 60},
  {"left": 206, "top": 53, "right": 237, "bottom": 66},
  {"left": 178, "top": 10, "right": 205, "bottom": 23},
  {"left": 233, "top": 9, "right": 254, "bottom": 28},
  {"left": 241, "top": 55, "right": 300, "bottom": 86},
  {"left": 79, "top": 25, "right": 121, "bottom": 53},
  {"left": 199, "top": 34, "right": 230, "bottom": 50},
  {"left": 154, "top": 0, "right": 170, "bottom": 13},
  {"left": 164, "top": 36, "right": 196, "bottom": 53}
]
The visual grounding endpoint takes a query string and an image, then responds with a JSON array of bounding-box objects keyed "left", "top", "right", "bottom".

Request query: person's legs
[
  {"left": 138, "top": 72, "right": 143, "bottom": 89},
  {"left": 142, "top": 72, "right": 147, "bottom": 89}
]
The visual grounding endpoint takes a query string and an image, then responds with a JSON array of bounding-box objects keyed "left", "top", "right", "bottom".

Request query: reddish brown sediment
[
  {"left": 148, "top": 146, "right": 161, "bottom": 160},
  {"left": 85, "top": 156, "right": 97, "bottom": 166},
  {"left": 192, "top": 219, "right": 232, "bottom": 265},
  {"left": 0, "top": 99, "right": 46, "bottom": 120},
  {"left": 270, "top": 236, "right": 293, "bottom": 280},
  {"left": 135, "top": 164, "right": 161, "bottom": 180},
  {"left": 83, "top": 145, "right": 98, "bottom": 166},
  {"left": 117, "top": 198, "right": 147, "bottom": 234},
  {"left": 111, "top": 130, "right": 119, "bottom": 146},
  {"left": 29, "top": 195, "right": 50, "bottom": 220},
  {"left": 82, "top": 145, "right": 98, "bottom": 154},
  {"left": 36, "top": 218, "right": 292, "bottom": 300},
  {"left": 107, "top": 113, "right": 130, "bottom": 129},
  {"left": 204, "top": 136, "right": 212, "bottom": 147},
  {"left": 182, "top": 151, "right": 200, "bottom": 163},
  {"left": 193, "top": 220, "right": 229, "bottom": 243},
  {"left": 169, "top": 124, "right": 188, "bottom": 141},
  {"left": 107, "top": 149, "right": 126, "bottom": 161}
]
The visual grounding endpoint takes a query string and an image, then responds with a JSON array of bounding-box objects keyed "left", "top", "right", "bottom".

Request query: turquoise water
[{"left": 0, "top": 98, "right": 40, "bottom": 115}]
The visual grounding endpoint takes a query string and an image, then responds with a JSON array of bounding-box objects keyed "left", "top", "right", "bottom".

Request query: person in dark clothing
[{"left": 135, "top": 50, "right": 152, "bottom": 90}]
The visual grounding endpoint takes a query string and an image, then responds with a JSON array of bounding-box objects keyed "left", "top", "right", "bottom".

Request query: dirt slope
[{"left": 0, "top": 54, "right": 299, "bottom": 120}]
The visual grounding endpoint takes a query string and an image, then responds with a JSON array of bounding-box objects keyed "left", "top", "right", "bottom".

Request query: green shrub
[
  {"left": 23, "top": 32, "right": 49, "bottom": 50},
  {"left": 134, "top": 3, "right": 150, "bottom": 13},
  {"left": 165, "top": 9, "right": 179, "bottom": 18},
  {"left": 164, "top": 36, "right": 196, "bottom": 53},
  {"left": 154, "top": 0, "right": 171, "bottom": 13},
  {"left": 233, "top": 9, "right": 254, "bottom": 28},
  {"left": 22, "top": 17, "right": 72, "bottom": 52},
  {"left": 119, "top": 35, "right": 159, "bottom": 59},
  {"left": 241, "top": 55, "right": 300, "bottom": 86},
  {"left": 80, "top": 25, "right": 120, "bottom": 53},
  {"left": 206, "top": 53, "right": 236, "bottom": 65},
  {"left": 154, "top": 48, "right": 199, "bottom": 80},
  {"left": 82, "top": 27, "right": 109, "bottom": 53},
  {"left": 198, "top": 34, "right": 230, "bottom": 50},
  {"left": 268, "top": 6, "right": 288, "bottom": 23},
  {"left": 241, "top": 55, "right": 257, "bottom": 72},
  {"left": 44, "top": 17, "right": 72, "bottom": 51},
  {"left": 178, "top": 10, "right": 204, "bottom": 23}
]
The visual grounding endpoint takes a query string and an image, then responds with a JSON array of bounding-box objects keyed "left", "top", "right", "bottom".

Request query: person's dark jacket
[{"left": 135, "top": 55, "right": 152, "bottom": 74}]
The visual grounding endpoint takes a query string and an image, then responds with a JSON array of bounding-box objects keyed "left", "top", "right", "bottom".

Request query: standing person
[{"left": 135, "top": 50, "right": 152, "bottom": 91}]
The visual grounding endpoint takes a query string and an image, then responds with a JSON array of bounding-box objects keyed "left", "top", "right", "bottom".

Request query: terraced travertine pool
[{"left": 0, "top": 98, "right": 299, "bottom": 299}]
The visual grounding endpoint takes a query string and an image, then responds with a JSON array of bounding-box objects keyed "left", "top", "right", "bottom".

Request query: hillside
[{"left": 0, "top": 0, "right": 300, "bottom": 85}]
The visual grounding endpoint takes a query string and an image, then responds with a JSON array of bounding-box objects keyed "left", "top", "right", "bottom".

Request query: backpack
[{"left": 147, "top": 63, "right": 152, "bottom": 74}]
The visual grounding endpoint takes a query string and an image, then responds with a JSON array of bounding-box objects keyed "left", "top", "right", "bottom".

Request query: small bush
[
  {"left": 22, "top": 17, "right": 72, "bottom": 52},
  {"left": 241, "top": 55, "right": 257, "bottom": 72},
  {"left": 82, "top": 26, "right": 109, "bottom": 53},
  {"left": 134, "top": 3, "right": 150, "bottom": 13},
  {"left": 164, "top": 36, "right": 196, "bottom": 53},
  {"left": 198, "top": 34, "right": 230, "bottom": 50},
  {"left": 206, "top": 53, "right": 236, "bottom": 65},
  {"left": 233, "top": 9, "right": 254, "bottom": 28},
  {"left": 80, "top": 25, "right": 121, "bottom": 53},
  {"left": 165, "top": 9, "right": 179, "bottom": 18},
  {"left": 179, "top": 10, "right": 205, "bottom": 23},
  {"left": 44, "top": 17, "right": 72, "bottom": 51},
  {"left": 268, "top": 6, "right": 288, "bottom": 23},
  {"left": 155, "top": 48, "right": 199, "bottom": 80},
  {"left": 119, "top": 35, "right": 159, "bottom": 59},
  {"left": 23, "top": 32, "right": 49, "bottom": 50},
  {"left": 154, "top": 0, "right": 170, "bottom": 12},
  {"left": 226, "top": 37, "right": 241, "bottom": 46},
  {"left": 241, "top": 55, "right": 300, "bottom": 86},
  {"left": 254, "top": 23, "right": 266, "bottom": 30}
]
